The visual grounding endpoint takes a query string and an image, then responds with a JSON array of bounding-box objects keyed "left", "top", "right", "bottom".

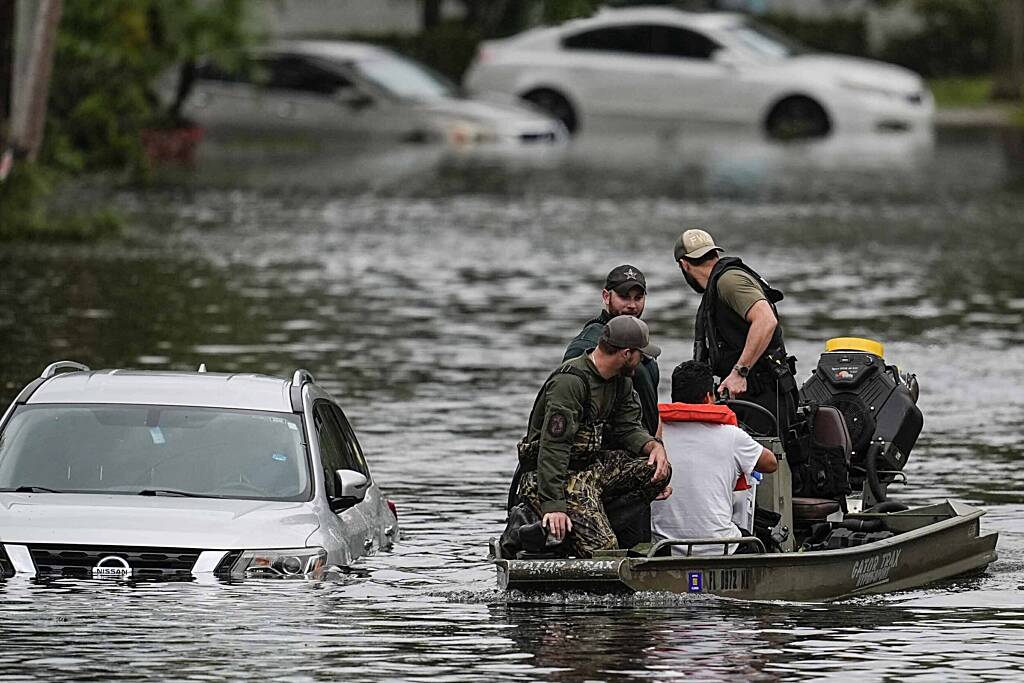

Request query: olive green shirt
[
  {"left": 527, "top": 353, "right": 655, "bottom": 514},
  {"left": 718, "top": 269, "right": 767, "bottom": 319}
]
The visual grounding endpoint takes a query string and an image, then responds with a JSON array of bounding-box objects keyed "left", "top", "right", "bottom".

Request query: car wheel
[
  {"left": 521, "top": 89, "right": 578, "bottom": 135},
  {"left": 765, "top": 96, "right": 831, "bottom": 140}
]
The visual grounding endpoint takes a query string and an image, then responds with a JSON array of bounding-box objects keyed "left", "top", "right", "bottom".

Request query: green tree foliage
[
  {"left": 43, "top": 0, "right": 250, "bottom": 172},
  {"left": 882, "top": 0, "right": 998, "bottom": 77}
]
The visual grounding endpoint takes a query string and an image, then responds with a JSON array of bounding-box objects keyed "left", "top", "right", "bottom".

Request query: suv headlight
[{"left": 230, "top": 547, "right": 327, "bottom": 579}]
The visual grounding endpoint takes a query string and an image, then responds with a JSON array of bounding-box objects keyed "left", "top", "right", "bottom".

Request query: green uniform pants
[{"left": 517, "top": 449, "right": 667, "bottom": 558}]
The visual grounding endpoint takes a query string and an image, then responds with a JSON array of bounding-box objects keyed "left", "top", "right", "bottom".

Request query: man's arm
[
  {"left": 755, "top": 446, "right": 778, "bottom": 473},
  {"left": 719, "top": 300, "right": 777, "bottom": 397},
  {"left": 535, "top": 375, "right": 586, "bottom": 515}
]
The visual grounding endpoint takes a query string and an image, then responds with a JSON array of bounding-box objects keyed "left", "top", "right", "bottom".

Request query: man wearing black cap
[
  {"left": 512, "top": 316, "right": 671, "bottom": 558},
  {"left": 564, "top": 265, "right": 661, "bottom": 439},
  {"left": 673, "top": 228, "right": 799, "bottom": 438}
]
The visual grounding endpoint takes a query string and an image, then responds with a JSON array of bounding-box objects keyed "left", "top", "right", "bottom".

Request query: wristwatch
[{"left": 733, "top": 364, "right": 750, "bottom": 378}]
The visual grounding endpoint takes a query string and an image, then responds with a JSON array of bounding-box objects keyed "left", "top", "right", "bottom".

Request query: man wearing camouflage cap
[
  {"left": 673, "top": 228, "right": 799, "bottom": 438},
  {"left": 512, "top": 316, "right": 671, "bottom": 558}
]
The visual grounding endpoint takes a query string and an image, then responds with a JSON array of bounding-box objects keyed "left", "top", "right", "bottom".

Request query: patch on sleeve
[{"left": 547, "top": 413, "right": 567, "bottom": 438}]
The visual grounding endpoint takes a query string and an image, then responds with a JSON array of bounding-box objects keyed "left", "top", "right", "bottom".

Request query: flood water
[{"left": 1, "top": 125, "right": 1024, "bottom": 681}]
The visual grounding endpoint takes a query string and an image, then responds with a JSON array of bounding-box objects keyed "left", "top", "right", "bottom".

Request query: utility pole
[
  {"left": 8, "top": 0, "right": 62, "bottom": 162},
  {"left": 0, "top": 0, "right": 14, "bottom": 145},
  {"left": 994, "top": 0, "right": 1024, "bottom": 100}
]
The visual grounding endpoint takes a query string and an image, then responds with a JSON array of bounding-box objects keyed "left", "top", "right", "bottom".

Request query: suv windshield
[
  {"left": 725, "top": 21, "right": 809, "bottom": 58},
  {"left": 0, "top": 405, "right": 310, "bottom": 501},
  {"left": 353, "top": 55, "right": 456, "bottom": 101}
]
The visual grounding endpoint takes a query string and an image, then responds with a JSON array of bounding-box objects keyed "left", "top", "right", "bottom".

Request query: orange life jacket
[
  {"left": 658, "top": 402, "right": 738, "bottom": 426},
  {"left": 657, "top": 402, "right": 752, "bottom": 491}
]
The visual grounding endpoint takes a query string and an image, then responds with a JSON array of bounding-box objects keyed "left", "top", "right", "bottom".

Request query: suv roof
[{"left": 26, "top": 370, "right": 297, "bottom": 412}]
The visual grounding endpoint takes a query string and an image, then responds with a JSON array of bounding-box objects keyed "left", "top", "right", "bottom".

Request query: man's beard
[
  {"left": 618, "top": 362, "right": 638, "bottom": 377},
  {"left": 683, "top": 269, "right": 705, "bottom": 294},
  {"left": 608, "top": 301, "right": 644, "bottom": 318}
]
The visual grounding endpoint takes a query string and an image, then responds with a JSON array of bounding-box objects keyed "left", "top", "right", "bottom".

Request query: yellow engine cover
[{"left": 825, "top": 337, "right": 885, "bottom": 358}]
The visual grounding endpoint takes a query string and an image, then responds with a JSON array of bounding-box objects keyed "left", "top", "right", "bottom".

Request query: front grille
[
  {"left": 28, "top": 544, "right": 200, "bottom": 580},
  {"left": 0, "top": 546, "right": 14, "bottom": 579}
]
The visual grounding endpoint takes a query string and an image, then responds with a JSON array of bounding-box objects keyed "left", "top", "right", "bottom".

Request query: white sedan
[{"left": 464, "top": 7, "right": 933, "bottom": 139}]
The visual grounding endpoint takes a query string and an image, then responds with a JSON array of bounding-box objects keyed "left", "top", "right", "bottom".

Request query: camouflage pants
[{"left": 517, "top": 449, "right": 668, "bottom": 558}]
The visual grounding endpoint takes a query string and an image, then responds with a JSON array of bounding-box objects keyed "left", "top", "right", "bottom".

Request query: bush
[
  {"left": 880, "top": 0, "right": 997, "bottom": 77},
  {"left": 758, "top": 13, "right": 869, "bottom": 58},
  {"left": 0, "top": 165, "right": 122, "bottom": 242}
]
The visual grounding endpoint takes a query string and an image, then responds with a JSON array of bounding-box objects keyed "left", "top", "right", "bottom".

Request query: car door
[
  {"left": 185, "top": 59, "right": 268, "bottom": 140},
  {"left": 645, "top": 24, "right": 736, "bottom": 123},
  {"left": 560, "top": 23, "right": 731, "bottom": 122},
  {"left": 312, "top": 400, "right": 373, "bottom": 563},
  {"left": 327, "top": 405, "right": 391, "bottom": 553}
]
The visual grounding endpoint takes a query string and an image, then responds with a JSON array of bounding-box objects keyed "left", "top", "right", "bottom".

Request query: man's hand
[
  {"left": 654, "top": 484, "right": 673, "bottom": 501},
  {"left": 542, "top": 512, "right": 572, "bottom": 541},
  {"left": 718, "top": 370, "right": 747, "bottom": 398},
  {"left": 646, "top": 441, "right": 670, "bottom": 482}
]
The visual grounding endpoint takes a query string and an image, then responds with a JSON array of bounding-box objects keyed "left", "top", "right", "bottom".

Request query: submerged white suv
[{"left": 0, "top": 362, "right": 398, "bottom": 581}]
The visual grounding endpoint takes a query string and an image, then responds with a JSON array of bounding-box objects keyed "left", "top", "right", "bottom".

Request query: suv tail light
[{"left": 387, "top": 499, "right": 398, "bottom": 519}]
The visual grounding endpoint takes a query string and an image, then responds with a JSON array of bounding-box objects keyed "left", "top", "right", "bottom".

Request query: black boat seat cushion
[
  {"left": 812, "top": 404, "right": 853, "bottom": 456},
  {"left": 792, "top": 497, "right": 841, "bottom": 523}
]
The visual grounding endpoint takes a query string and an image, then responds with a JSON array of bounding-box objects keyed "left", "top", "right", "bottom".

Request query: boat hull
[{"left": 495, "top": 501, "right": 998, "bottom": 601}]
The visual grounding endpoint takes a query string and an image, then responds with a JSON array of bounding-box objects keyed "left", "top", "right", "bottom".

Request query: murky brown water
[{"left": 1, "top": 125, "right": 1023, "bottom": 681}]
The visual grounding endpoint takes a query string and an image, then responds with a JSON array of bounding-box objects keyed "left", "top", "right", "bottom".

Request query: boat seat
[{"left": 792, "top": 497, "right": 841, "bottom": 527}]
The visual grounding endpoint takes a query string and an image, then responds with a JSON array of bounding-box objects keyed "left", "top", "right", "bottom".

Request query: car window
[
  {"left": 0, "top": 404, "right": 311, "bottom": 501},
  {"left": 257, "top": 55, "right": 353, "bottom": 95},
  {"left": 562, "top": 24, "right": 719, "bottom": 60},
  {"left": 650, "top": 25, "right": 720, "bottom": 60},
  {"left": 327, "top": 405, "right": 370, "bottom": 479},
  {"left": 313, "top": 401, "right": 348, "bottom": 497},
  {"left": 353, "top": 55, "right": 456, "bottom": 101}
]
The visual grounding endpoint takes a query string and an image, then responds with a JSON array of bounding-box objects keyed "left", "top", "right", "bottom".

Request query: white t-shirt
[{"left": 651, "top": 421, "right": 764, "bottom": 556}]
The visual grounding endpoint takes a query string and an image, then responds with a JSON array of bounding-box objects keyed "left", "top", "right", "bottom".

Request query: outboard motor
[{"left": 800, "top": 337, "right": 922, "bottom": 504}]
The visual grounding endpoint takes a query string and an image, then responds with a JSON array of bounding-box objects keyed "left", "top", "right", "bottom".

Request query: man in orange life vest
[{"left": 651, "top": 360, "right": 777, "bottom": 555}]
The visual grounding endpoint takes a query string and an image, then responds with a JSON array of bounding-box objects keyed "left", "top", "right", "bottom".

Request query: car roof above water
[{"left": 27, "top": 371, "right": 295, "bottom": 413}]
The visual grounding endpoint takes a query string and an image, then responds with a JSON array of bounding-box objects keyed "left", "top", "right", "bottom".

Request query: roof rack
[
  {"left": 197, "top": 363, "right": 207, "bottom": 373},
  {"left": 290, "top": 369, "right": 315, "bottom": 412},
  {"left": 40, "top": 360, "right": 90, "bottom": 379},
  {"left": 292, "top": 369, "right": 315, "bottom": 387}
]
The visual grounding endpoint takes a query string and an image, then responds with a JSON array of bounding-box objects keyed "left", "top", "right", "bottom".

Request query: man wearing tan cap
[
  {"left": 509, "top": 316, "right": 671, "bottom": 558},
  {"left": 673, "top": 228, "right": 799, "bottom": 438}
]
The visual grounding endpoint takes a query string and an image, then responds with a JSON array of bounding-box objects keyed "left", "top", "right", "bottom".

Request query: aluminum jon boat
[{"left": 490, "top": 499, "right": 997, "bottom": 601}]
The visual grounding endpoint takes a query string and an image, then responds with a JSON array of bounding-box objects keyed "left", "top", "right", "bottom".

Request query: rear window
[{"left": 0, "top": 405, "right": 311, "bottom": 502}]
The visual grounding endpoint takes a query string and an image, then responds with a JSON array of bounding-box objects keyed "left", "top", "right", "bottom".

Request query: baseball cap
[
  {"left": 673, "top": 229, "right": 723, "bottom": 261},
  {"left": 600, "top": 316, "right": 661, "bottom": 359},
  {"left": 604, "top": 264, "right": 646, "bottom": 295}
]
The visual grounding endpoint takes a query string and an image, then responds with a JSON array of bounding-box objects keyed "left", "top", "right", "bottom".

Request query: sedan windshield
[
  {"left": 725, "top": 21, "right": 809, "bottom": 59},
  {"left": 354, "top": 55, "right": 456, "bottom": 101},
  {"left": 0, "top": 405, "right": 310, "bottom": 501}
]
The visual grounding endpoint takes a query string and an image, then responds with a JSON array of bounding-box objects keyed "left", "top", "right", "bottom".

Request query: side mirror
[
  {"left": 330, "top": 469, "right": 368, "bottom": 511},
  {"left": 335, "top": 87, "right": 374, "bottom": 110}
]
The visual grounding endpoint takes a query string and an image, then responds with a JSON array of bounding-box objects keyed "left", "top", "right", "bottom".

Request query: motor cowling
[{"left": 800, "top": 338, "right": 922, "bottom": 490}]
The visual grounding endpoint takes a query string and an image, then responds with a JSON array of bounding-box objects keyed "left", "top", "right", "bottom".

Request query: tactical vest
[
  {"left": 517, "top": 363, "right": 626, "bottom": 472},
  {"left": 694, "top": 256, "right": 788, "bottom": 380}
]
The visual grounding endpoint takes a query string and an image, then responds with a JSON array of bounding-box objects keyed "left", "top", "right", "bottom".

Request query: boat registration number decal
[
  {"left": 706, "top": 568, "right": 752, "bottom": 592},
  {"left": 851, "top": 548, "right": 902, "bottom": 588}
]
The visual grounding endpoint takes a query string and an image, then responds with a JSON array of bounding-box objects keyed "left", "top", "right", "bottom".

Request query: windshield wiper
[{"left": 137, "top": 488, "right": 215, "bottom": 498}]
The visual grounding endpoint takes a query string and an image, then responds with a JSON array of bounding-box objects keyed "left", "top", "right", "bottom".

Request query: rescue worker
[
  {"left": 673, "top": 228, "right": 800, "bottom": 439},
  {"left": 514, "top": 316, "right": 671, "bottom": 558},
  {"left": 564, "top": 264, "right": 661, "bottom": 439}
]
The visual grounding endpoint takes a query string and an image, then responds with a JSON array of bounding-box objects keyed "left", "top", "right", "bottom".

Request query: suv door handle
[{"left": 363, "top": 538, "right": 374, "bottom": 551}]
